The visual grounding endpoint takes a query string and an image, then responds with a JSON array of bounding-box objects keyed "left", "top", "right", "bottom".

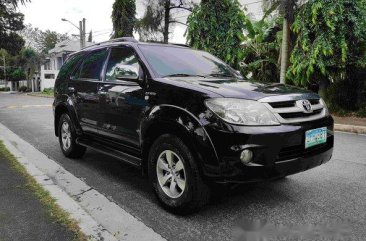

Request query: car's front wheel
[
  {"left": 148, "top": 134, "right": 210, "bottom": 214},
  {"left": 58, "top": 113, "right": 86, "bottom": 158}
]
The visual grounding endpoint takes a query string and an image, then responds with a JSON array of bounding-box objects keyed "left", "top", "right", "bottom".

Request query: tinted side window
[
  {"left": 57, "top": 53, "right": 84, "bottom": 80},
  {"left": 105, "top": 47, "right": 140, "bottom": 81},
  {"left": 78, "top": 49, "right": 108, "bottom": 80}
]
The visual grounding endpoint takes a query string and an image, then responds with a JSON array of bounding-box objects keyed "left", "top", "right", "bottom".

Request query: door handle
[
  {"left": 68, "top": 86, "right": 76, "bottom": 94},
  {"left": 98, "top": 91, "right": 111, "bottom": 103}
]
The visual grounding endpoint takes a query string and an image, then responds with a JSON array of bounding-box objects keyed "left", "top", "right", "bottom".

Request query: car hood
[{"left": 165, "top": 77, "right": 316, "bottom": 100}]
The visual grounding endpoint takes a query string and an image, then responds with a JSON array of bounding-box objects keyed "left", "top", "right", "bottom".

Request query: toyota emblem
[{"left": 296, "top": 100, "right": 313, "bottom": 113}]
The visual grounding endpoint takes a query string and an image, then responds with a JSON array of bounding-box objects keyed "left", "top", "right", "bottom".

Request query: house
[{"left": 40, "top": 40, "right": 93, "bottom": 91}]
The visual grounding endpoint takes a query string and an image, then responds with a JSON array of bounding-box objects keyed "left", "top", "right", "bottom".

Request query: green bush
[
  {"left": 42, "top": 88, "right": 54, "bottom": 94},
  {"left": 356, "top": 106, "right": 366, "bottom": 118},
  {"left": 323, "top": 80, "right": 359, "bottom": 112},
  {"left": 0, "top": 87, "right": 10, "bottom": 91},
  {"left": 18, "top": 86, "right": 30, "bottom": 92}
]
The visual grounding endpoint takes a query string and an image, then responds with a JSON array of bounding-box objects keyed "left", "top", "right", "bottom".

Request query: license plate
[{"left": 305, "top": 127, "right": 327, "bottom": 149}]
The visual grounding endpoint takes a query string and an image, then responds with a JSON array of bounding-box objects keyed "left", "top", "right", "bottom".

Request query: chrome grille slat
[
  {"left": 259, "top": 95, "right": 326, "bottom": 124},
  {"left": 270, "top": 103, "right": 324, "bottom": 114}
]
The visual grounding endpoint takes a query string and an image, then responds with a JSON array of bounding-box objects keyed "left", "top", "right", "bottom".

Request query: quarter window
[
  {"left": 78, "top": 49, "right": 108, "bottom": 80},
  {"left": 105, "top": 47, "right": 140, "bottom": 81}
]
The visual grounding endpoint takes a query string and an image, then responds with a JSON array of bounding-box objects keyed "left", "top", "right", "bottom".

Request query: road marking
[
  {"left": 0, "top": 104, "right": 52, "bottom": 109},
  {"left": 0, "top": 123, "right": 166, "bottom": 241}
]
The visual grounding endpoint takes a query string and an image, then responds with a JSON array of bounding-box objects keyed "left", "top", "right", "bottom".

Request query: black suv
[{"left": 53, "top": 37, "right": 334, "bottom": 214}]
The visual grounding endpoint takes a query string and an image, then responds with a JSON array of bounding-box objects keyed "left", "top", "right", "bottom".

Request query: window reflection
[
  {"left": 106, "top": 48, "right": 140, "bottom": 81},
  {"left": 139, "top": 45, "right": 239, "bottom": 79}
]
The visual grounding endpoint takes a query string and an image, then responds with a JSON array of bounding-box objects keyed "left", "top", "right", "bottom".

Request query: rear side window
[
  {"left": 57, "top": 53, "right": 84, "bottom": 80},
  {"left": 78, "top": 49, "right": 108, "bottom": 80}
]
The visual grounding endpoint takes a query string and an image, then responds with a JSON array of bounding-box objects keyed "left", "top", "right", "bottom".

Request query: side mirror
[{"left": 114, "top": 64, "right": 139, "bottom": 81}]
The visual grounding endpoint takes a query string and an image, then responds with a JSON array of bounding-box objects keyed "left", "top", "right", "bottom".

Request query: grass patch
[{"left": 0, "top": 141, "right": 88, "bottom": 241}]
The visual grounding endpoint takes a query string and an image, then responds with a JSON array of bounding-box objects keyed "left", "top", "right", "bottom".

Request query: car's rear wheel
[
  {"left": 148, "top": 134, "right": 210, "bottom": 214},
  {"left": 58, "top": 113, "right": 86, "bottom": 158}
]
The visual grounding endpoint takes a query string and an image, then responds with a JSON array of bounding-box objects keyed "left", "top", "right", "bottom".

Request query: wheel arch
[
  {"left": 140, "top": 105, "right": 221, "bottom": 179},
  {"left": 54, "top": 101, "right": 81, "bottom": 137}
]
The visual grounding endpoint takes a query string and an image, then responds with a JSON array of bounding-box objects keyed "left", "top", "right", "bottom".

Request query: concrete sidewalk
[
  {"left": 334, "top": 116, "right": 366, "bottom": 134},
  {"left": 0, "top": 143, "right": 77, "bottom": 241}
]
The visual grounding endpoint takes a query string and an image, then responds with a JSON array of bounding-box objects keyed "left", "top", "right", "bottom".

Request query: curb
[
  {"left": 334, "top": 124, "right": 366, "bottom": 135},
  {"left": 0, "top": 123, "right": 166, "bottom": 241}
]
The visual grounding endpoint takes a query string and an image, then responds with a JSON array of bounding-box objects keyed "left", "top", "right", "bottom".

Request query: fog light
[{"left": 240, "top": 149, "right": 253, "bottom": 165}]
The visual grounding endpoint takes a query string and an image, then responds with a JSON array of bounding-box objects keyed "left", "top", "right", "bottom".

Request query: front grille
[
  {"left": 269, "top": 101, "right": 295, "bottom": 108},
  {"left": 279, "top": 109, "right": 323, "bottom": 119},
  {"left": 276, "top": 136, "right": 333, "bottom": 162},
  {"left": 260, "top": 96, "right": 326, "bottom": 124},
  {"left": 268, "top": 99, "right": 320, "bottom": 109}
]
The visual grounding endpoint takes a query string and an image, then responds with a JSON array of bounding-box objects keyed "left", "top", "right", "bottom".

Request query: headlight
[{"left": 205, "top": 98, "right": 280, "bottom": 126}]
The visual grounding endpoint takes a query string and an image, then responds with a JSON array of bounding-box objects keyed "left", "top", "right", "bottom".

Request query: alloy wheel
[
  {"left": 156, "top": 150, "right": 186, "bottom": 198},
  {"left": 61, "top": 121, "right": 71, "bottom": 151}
]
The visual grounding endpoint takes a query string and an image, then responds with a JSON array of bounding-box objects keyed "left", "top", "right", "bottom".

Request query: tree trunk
[
  {"left": 280, "top": 18, "right": 289, "bottom": 84},
  {"left": 163, "top": 0, "right": 170, "bottom": 43}
]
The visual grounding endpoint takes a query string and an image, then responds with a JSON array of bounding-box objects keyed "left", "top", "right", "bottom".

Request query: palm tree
[
  {"left": 8, "top": 0, "right": 30, "bottom": 8},
  {"left": 21, "top": 48, "right": 41, "bottom": 92},
  {"left": 262, "top": 0, "right": 299, "bottom": 83}
]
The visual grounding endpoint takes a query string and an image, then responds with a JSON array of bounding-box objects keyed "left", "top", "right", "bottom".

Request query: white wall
[{"left": 40, "top": 65, "right": 59, "bottom": 91}]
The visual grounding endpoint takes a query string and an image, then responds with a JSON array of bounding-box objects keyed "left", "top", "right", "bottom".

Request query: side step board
[{"left": 76, "top": 138, "right": 142, "bottom": 167}]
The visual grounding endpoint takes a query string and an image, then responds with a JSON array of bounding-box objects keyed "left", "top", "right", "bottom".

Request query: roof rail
[
  {"left": 86, "top": 37, "right": 138, "bottom": 49},
  {"left": 145, "top": 40, "right": 189, "bottom": 47},
  {"left": 109, "top": 37, "right": 138, "bottom": 43},
  {"left": 170, "top": 43, "right": 189, "bottom": 47}
]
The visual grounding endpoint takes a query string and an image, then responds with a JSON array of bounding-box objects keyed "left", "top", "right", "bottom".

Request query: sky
[{"left": 19, "top": 0, "right": 263, "bottom": 44}]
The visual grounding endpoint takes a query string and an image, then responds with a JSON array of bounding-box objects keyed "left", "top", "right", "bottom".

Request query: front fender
[{"left": 141, "top": 104, "right": 222, "bottom": 178}]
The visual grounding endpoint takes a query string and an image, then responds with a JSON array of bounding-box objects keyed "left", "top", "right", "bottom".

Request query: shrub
[
  {"left": 18, "top": 86, "right": 30, "bottom": 92},
  {"left": 42, "top": 88, "right": 54, "bottom": 94},
  {"left": 0, "top": 87, "right": 10, "bottom": 91},
  {"left": 356, "top": 106, "right": 366, "bottom": 118}
]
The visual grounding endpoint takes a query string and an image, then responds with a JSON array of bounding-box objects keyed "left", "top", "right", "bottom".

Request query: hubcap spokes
[
  {"left": 156, "top": 150, "right": 186, "bottom": 198},
  {"left": 61, "top": 122, "right": 71, "bottom": 150}
]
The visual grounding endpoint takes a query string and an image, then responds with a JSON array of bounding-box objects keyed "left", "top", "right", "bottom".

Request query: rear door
[
  {"left": 69, "top": 49, "right": 108, "bottom": 135},
  {"left": 98, "top": 46, "right": 147, "bottom": 150}
]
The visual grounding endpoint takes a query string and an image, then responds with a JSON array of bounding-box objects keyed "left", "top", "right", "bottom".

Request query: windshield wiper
[{"left": 163, "top": 73, "right": 206, "bottom": 78}]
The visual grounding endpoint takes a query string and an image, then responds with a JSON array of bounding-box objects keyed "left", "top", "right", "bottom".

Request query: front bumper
[{"left": 205, "top": 116, "right": 334, "bottom": 183}]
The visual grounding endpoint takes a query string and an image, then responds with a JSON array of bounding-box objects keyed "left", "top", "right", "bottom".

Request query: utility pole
[
  {"left": 79, "top": 20, "right": 83, "bottom": 49},
  {"left": 78, "top": 18, "right": 86, "bottom": 49},
  {"left": 62, "top": 18, "right": 86, "bottom": 49},
  {"left": 2, "top": 54, "right": 6, "bottom": 88},
  {"left": 82, "top": 18, "right": 86, "bottom": 48}
]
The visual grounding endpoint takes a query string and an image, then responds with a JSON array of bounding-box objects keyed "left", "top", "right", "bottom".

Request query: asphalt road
[{"left": 0, "top": 93, "right": 365, "bottom": 241}]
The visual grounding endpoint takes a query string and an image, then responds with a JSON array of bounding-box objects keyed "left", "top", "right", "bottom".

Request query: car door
[
  {"left": 69, "top": 48, "right": 108, "bottom": 135},
  {"left": 98, "top": 46, "right": 147, "bottom": 150}
]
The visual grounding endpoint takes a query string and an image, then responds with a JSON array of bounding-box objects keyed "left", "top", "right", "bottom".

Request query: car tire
[
  {"left": 148, "top": 134, "right": 210, "bottom": 215},
  {"left": 58, "top": 113, "right": 86, "bottom": 158}
]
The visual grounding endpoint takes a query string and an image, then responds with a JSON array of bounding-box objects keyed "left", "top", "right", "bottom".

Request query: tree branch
[
  {"left": 169, "top": 6, "right": 192, "bottom": 11},
  {"left": 169, "top": 20, "right": 188, "bottom": 26},
  {"left": 169, "top": 1, "right": 192, "bottom": 12}
]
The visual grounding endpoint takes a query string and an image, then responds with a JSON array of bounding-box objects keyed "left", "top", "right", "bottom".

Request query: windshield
[{"left": 138, "top": 45, "right": 240, "bottom": 79}]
